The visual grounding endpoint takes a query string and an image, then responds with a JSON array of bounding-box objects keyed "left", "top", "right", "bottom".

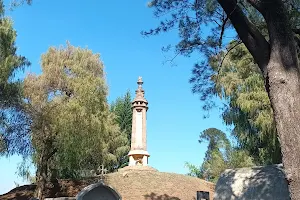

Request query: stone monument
[{"left": 128, "top": 77, "right": 150, "bottom": 166}]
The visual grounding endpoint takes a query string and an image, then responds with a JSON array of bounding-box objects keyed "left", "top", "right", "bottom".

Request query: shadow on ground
[{"left": 144, "top": 192, "right": 181, "bottom": 200}]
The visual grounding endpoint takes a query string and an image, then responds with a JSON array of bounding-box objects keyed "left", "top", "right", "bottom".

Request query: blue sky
[{"left": 0, "top": 0, "right": 230, "bottom": 194}]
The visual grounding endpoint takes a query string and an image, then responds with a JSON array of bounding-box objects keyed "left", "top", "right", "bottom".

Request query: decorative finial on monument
[
  {"left": 135, "top": 76, "right": 145, "bottom": 99},
  {"left": 137, "top": 76, "right": 143, "bottom": 88}
]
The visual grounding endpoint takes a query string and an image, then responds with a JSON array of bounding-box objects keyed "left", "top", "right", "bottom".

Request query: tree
[
  {"left": 185, "top": 128, "right": 254, "bottom": 183},
  {"left": 9, "top": 0, "right": 32, "bottom": 9},
  {"left": 110, "top": 90, "right": 132, "bottom": 168},
  {"left": 0, "top": 0, "right": 31, "bottom": 157},
  {"left": 111, "top": 90, "right": 132, "bottom": 142},
  {"left": 17, "top": 157, "right": 36, "bottom": 183},
  {"left": 23, "top": 43, "right": 128, "bottom": 199},
  {"left": 145, "top": 1, "right": 300, "bottom": 198},
  {"left": 193, "top": 41, "right": 281, "bottom": 165}
]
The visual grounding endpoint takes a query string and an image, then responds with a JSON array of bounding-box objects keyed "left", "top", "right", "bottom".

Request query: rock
[{"left": 214, "top": 164, "right": 290, "bottom": 200}]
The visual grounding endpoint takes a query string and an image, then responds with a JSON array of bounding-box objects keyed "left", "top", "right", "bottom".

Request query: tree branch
[
  {"left": 46, "top": 148, "right": 57, "bottom": 161},
  {"left": 217, "top": 40, "right": 243, "bottom": 75},
  {"left": 217, "top": 0, "right": 270, "bottom": 74},
  {"left": 246, "top": 0, "right": 264, "bottom": 14},
  {"left": 163, "top": 51, "right": 181, "bottom": 64},
  {"left": 262, "top": 0, "right": 297, "bottom": 69},
  {"left": 292, "top": 28, "right": 300, "bottom": 35},
  {"left": 219, "top": 15, "right": 229, "bottom": 47}
]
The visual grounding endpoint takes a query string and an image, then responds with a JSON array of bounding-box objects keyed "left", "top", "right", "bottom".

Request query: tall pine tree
[{"left": 110, "top": 90, "right": 132, "bottom": 168}]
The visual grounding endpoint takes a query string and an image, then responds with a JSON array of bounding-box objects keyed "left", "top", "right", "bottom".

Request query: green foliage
[
  {"left": 0, "top": 0, "right": 30, "bottom": 157},
  {"left": 145, "top": 0, "right": 300, "bottom": 55},
  {"left": 199, "top": 128, "right": 231, "bottom": 155},
  {"left": 110, "top": 90, "right": 132, "bottom": 168},
  {"left": 16, "top": 157, "right": 36, "bottom": 183},
  {"left": 191, "top": 42, "right": 281, "bottom": 165},
  {"left": 184, "top": 162, "right": 203, "bottom": 178},
  {"left": 111, "top": 90, "right": 132, "bottom": 142},
  {"left": 0, "top": 135, "right": 4, "bottom": 153},
  {"left": 186, "top": 128, "right": 254, "bottom": 183},
  {"left": 145, "top": 0, "right": 298, "bottom": 167},
  {"left": 200, "top": 149, "right": 227, "bottom": 183},
  {"left": 23, "top": 42, "right": 129, "bottom": 181},
  {"left": 0, "top": 0, "right": 29, "bottom": 106},
  {"left": 9, "top": 0, "right": 32, "bottom": 10}
]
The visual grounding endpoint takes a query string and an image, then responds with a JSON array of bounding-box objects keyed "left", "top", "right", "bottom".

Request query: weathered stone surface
[
  {"left": 76, "top": 181, "right": 121, "bottom": 200},
  {"left": 45, "top": 198, "right": 75, "bottom": 200},
  {"left": 214, "top": 164, "right": 290, "bottom": 200}
]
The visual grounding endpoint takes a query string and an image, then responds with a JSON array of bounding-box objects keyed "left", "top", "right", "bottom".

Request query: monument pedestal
[{"left": 128, "top": 150, "right": 150, "bottom": 166}]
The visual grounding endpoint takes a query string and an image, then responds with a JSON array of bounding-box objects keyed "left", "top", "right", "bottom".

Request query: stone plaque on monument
[{"left": 76, "top": 181, "right": 121, "bottom": 200}]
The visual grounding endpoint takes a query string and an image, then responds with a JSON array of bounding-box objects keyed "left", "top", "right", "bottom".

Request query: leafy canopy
[
  {"left": 0, "top": 0, "right": 30, "bottom": 157},
  {"left": 144, "top": 0, "right": 300, "bottom": 57},
  {"left": 190, "top": 42, "right": 281, "bottom": 164},
  {"left": 23, "top": 42, "right": 129, "bottom": 179},
  {"left": 111, "top": 90, "right": 132, "bottom": 142},
  {"left": 185, "top": 128, "right": 254, "bottom": 183},
  {"left": 145, "top": 0, "right": 287, "bottom": 165},
  {"left": 110, "top": 90, "right": 132, "bottom": 168}
]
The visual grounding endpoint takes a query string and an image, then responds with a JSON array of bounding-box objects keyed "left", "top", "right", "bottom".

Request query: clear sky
[{"left": 0, "top": 0, "right": 230, "bottom": 194}]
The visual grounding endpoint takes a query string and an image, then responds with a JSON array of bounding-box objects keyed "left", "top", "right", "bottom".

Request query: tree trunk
[
  {"left": 217, "top": 0, "right": 300, "bottom": 198},
  {"left": 267, "top": 53, "right": 300, "bottom": 200},
  {"left": 36, "top": 154, "right": 48, "bottom": 200},
  {"left": 35, "top": 145, "right": 53, "bottom": 200},
  {"left": 266, "top": 37, "right": 300, "bottom": 200},
  {"left": 261, "top": 1, "right": 300, "bottom": 199}
]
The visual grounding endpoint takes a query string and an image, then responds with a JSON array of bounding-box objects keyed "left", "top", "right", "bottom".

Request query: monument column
[{"left": 128, "top": 77, "right": 150, "bottom": 166}]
